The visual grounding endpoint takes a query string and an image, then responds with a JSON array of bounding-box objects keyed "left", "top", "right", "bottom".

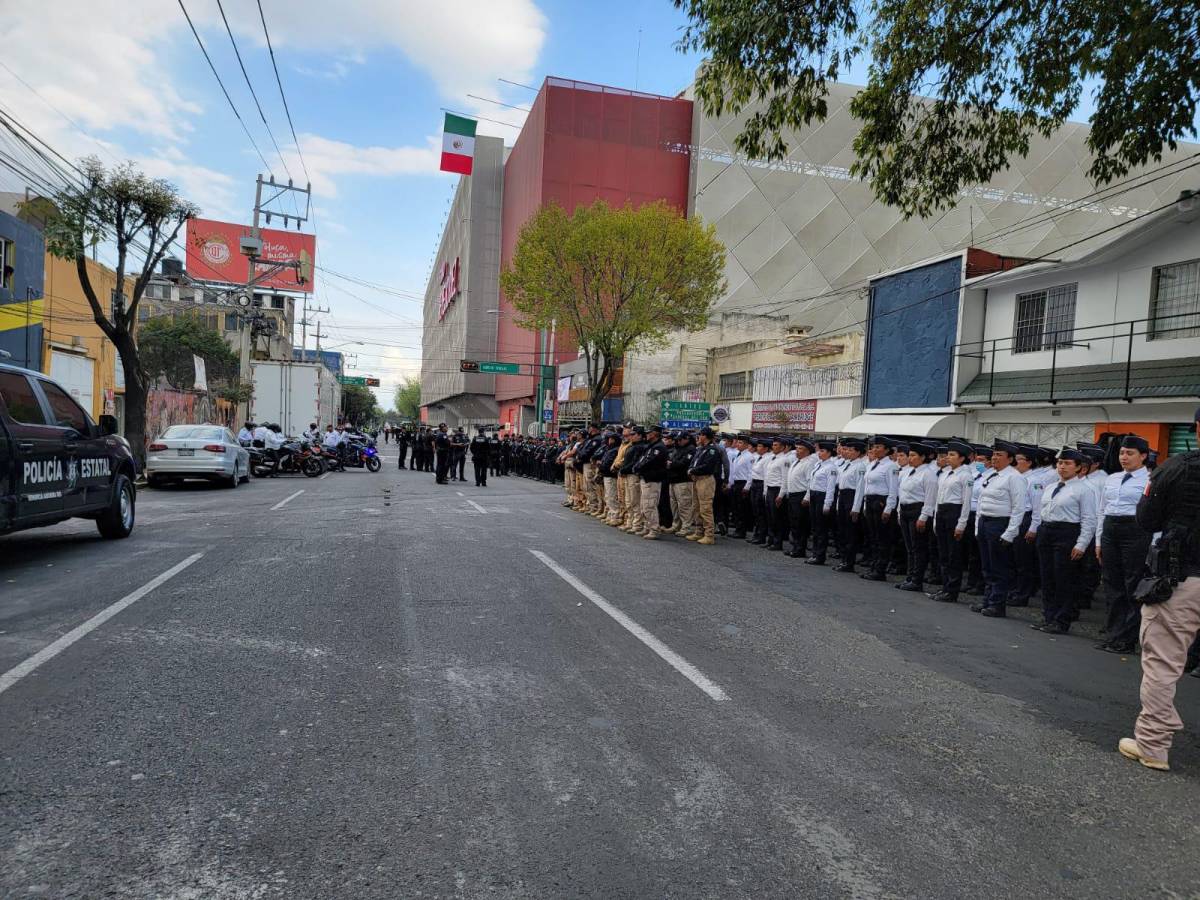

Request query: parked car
[
  {"left": 0, "top": 360, "right": 137, "bottom": 539},
  {"left": 146, "top": 425, "right": 251, "bottom": 488}
]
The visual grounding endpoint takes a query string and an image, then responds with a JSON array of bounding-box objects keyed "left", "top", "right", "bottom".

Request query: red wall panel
[{"left": 495, "top": 77, "right": 693, "bottom": 406}]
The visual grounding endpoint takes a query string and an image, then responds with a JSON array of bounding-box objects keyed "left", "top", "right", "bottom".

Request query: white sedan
[{"left": 145, "top": 425, "right": 251, "bottom": 488}]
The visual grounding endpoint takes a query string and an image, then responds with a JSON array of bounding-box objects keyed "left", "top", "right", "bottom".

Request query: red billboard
[
  {"left": 186, "top": 218, "right": 316, "bottom": 292},
  {"left": 751, "top": 400, "right": 818, "bottom": 431}
]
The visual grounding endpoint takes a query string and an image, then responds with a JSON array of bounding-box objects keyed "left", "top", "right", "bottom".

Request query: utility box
[{"left": 249, "top": 360, "right": 341, "bottom": 436}]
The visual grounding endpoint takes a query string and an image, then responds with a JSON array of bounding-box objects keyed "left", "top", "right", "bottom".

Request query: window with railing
[
  {"left": 1149, "top": 259, "right": 1200, "bottom": 340},
  {"left": 1013, "top": 283, "right": 1077, "bottom": 353},
  {"left": 718, "top": 371, "right": 750, "bottom": 400}
]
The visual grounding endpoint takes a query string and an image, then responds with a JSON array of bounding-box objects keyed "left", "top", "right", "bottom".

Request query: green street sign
[
  {"left": 661, "top": 400, "right": 710, "bottom": 413},
  {"left": 338, "top": 376, "right": 367, "bottom": 386},
  {"left": 479, "top": 361, "right": 521, "bottom": 375}
]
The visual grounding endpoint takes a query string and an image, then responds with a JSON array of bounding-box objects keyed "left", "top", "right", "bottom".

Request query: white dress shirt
[
  {"left": 969, "top": 466, "right": 988, "bottom": 512},
  {"left": 1023, "top": 466, "right": 1051, "bottom": 533},
  {"left": 838, "top": 457, "right": 867, "bottom": 496},
  {"left": 853, "top": 456, "right": 899, "bottom": 513},
  {"left": 898, "top": 461, "right": 939, "bottom": 523},
  {"left": 807, "top": 457, "right": 839, "bottom": 511},
  {"left": 1095, "top": 466, "right": 1150, "bottom": 544},
  {"left": 238, "top": 426, "right": 254, "bottom": 443},
  {"left": 750, "top": 451, "right": 772, "bottom": 481},
  {"left": 765, "top": 449, "right": 793, "bottom": 488},
  {"left": 725, "top": 446, "right": 741, "bottom": 484},
  {"left": 253, "top": 425, "right": 270, "bottom": 443},
  {"left": 265, "top": 431, "right": 286, "bottom": 450},
  {"left": 783, "top": 452, "right": 818, "bottom": 498},
  {"left": 730, "top": 449, "right": 754, "bottom": 484},
  {"left": 322, "top": 430, "right": 341, "bottom": 449},
  {"left": 935, "top": 464, "right": 974, "bottom": 532},
  {"left": 975, "top": 466, "right": 1028, "bottom": 542},
  {"left": 1040, "top": 477, "right": 1098, "bottom": 552}
]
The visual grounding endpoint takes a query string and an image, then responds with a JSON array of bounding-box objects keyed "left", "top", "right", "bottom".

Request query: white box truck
[{"left": 249, "top": 360, "right": 341, "bottom": 437}]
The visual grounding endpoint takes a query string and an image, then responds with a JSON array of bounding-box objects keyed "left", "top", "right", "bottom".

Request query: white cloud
[{"left": 286, "top": 133, "right": 445, "bottom": 198}]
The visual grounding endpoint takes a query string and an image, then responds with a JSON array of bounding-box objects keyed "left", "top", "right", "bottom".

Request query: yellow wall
[{"left": 42, "top": 254, "right": 132, "bottom": 419}]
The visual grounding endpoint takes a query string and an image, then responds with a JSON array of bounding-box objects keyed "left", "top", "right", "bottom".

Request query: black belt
[
  {"left": 1041, "top": 520, "right": 1081, "bottom": 530},
  {"left": 936, "top": 503, "right": 962, "bottom": 511},
  {"left": 1106, "top": 515, "right": 1137, "bottom": 524},
  {"left": 901, "top": 502, "right": 924, "bottom": 510},
  {"left": 751, "top": 478, "right": 764, "bottom": 484},
  {"left": 980, "top": 515, "right": 1010, "bottom": 523},
  {"left": 865, "top": 494, "right": 886, "bottom": 501}
]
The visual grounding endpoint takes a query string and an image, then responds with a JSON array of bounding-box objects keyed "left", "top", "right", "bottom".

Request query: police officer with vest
[
  {"left": 433, "top": 423, "right": 452, "bottom": 484},
  {"left": 688, "top": 427, "right": 723, "bottom": 545},
  {"left": 633, "top": 424, "right": 669, "bottom": 539},
  {"left": 469, "top": 427, "right": 491, "bottom": 487},
  {"left": 1118, "top": 410, "right": 1200, "bottom": 772}
]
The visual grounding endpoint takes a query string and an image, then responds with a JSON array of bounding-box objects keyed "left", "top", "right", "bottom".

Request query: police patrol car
[{"left": 0, "top": 359, "right": 137, "bottom": 539}]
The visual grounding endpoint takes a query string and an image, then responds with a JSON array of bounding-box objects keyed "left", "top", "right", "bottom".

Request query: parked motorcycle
[
  {"left": 339, "top": 439, "right": 382, "bottom": 472},
  {"left": 252, "top": 440, "right": 323, "bottom": 478}
]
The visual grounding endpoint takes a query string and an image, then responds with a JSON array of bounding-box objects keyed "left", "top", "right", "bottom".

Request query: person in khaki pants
[
  {"left": 688, "top": 427, "right": 723, "bottom": 545},
  {"left": 619, "top": 426, "right": 647, "bottom": 533},
  {"left": 1119, "top": 422, "right": 1200, "bottom": 772},
  {"left": 633, "top": 425, "right": 668, "bottom": 539}
]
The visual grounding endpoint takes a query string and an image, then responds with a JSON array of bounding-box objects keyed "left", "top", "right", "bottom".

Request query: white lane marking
[
  {"left": 466, "top": 500, "right": 487, "bottom": 514},
  {"left": 271, "top": 489, "right": 304, "bottom": 510},
  {"left": 456, "top": 491, "right": 464, "bottom": 497},
  {"left": 0, "top": 553, "right": 204, "bottom": 698},
  {"left": 528, "top": 550, "right": 728, "bottom": 702},
  {"left": 319, "top": 472, "right": 330, "bottom": 481}
]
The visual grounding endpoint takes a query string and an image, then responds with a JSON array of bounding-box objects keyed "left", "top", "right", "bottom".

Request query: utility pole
[
  {"left": 237, "top": 173, "right": 313, "bottom": 424},
  {"left": 299, "top": 295, "right": 329, "bottom": 356}
]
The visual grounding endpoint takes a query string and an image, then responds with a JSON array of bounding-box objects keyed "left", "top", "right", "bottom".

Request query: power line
[
  {"left": 175, "top": 0, "right": 272, "bottom": 174},
  {"left": 255, "top": 0, "right": 311, "bottom": 186},
  {"left": 215, "top": 0, "right": 294, "bottom": 186}
]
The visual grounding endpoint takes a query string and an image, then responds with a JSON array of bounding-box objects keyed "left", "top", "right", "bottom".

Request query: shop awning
[{"left": 839, "top": 412, "right": 966, "bottom": 438}]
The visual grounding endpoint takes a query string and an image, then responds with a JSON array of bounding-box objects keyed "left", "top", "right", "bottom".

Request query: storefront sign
[
  {"left": 438, "top": 257, "right": 461, "bottom": 321},
  {"left": 751, "top": 399, "right": 817, "bottom": 431}
]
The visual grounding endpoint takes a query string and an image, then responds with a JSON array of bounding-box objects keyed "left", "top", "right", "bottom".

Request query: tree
[
  {"left": 674, "top": 0, "right": 1200, "bottom": 216},
  {"left": 138, "top": 315, "right": 241, "bottom": 393},
  {"left": 500, "top": 200, "right": 725, "bottom": 424},
  {"left": 393, "top": 376, "right": 421, "bottom": 420},
  {"left": 38, "top": 157, "right": 196, "bottom": 462},
  {"left": 341, "top": 383, "right": 379, "bottom": 426}
]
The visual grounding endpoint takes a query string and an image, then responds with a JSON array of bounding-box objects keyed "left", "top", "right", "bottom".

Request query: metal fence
[{"left": 752, "top": 362, "right": 862, "bottom": 402}]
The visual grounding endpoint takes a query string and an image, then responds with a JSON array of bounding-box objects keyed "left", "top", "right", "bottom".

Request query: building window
[
  {"left": 718, "top": 371, "right": 750, "bottom": 400},
  {"left": 1013, "top": 283, "right": 1077, "bottom": 353},
  {"left": 270, "top": 294, "right": 285, "bottom": 310},
  {"left": 1149, "top": 259, "right": 1200, "bottom": 340},
  {"left": 0, "top": 236, "right": 13, "bottom": 291},
  {"left": 137, "top": 305, "right": 150, "bottom": 323},
  {"left": 224, "top": 313, "right": 239, "bottom": 331},
  {"left": 142, "top": 281, "right": 170, "bottom": 301}
]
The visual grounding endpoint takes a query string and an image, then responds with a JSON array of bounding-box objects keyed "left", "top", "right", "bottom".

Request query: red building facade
[{"left": 495, "top": 77, "right": 693, "bottom": 433}]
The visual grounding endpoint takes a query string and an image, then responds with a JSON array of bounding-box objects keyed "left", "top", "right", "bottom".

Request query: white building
[{"left": 953, "top": 191, "right": 1200, "bottom": 455}]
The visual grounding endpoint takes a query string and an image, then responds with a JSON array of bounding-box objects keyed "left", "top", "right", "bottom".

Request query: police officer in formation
[{"left": 469, "top": 427, "right": 490, "bottom": 487}]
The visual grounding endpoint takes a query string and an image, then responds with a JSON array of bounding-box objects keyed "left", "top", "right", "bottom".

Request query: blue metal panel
[
  {"left": 864, "top": 257, "right": 961, "bottom": 410},
  {"left": 601, "top": 397, "right": 623, "bottom": 423},
  {"left": 0, "top": 209, "right": 45, "bottom": 370}
]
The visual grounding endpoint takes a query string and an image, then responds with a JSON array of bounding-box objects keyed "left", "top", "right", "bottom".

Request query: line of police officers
[
  {"left": 389, "top": 425, "right": 571, "bottom": 487},
  {"left": 554, "top": 421, "right": 1200, "bottom": 771}
]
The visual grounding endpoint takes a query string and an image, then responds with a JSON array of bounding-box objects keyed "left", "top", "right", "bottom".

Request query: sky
[{"left": 0, "top": 0, "right": 707, "bottom": 408}]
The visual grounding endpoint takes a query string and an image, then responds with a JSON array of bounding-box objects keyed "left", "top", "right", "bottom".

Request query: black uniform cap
[
  {"left": 868, "top": 435, "right": 894, "bottom": 449},
  {"left": 992, "top": 439, "right": 1019, "bottom": 456},
  {"left": 946, "top": 439, "right": 973, "bottom": 457},
  {"left": 1120, "top": 434, "right": 1150, "bottom": 454},
  {"left": 795, "top": 438, "right": 816, "bottom": 452},
  {"left": 816, "top": 439, "right": 837, "bottom": 451},
  {"left": 842, "top": 438, "right": 866, "bottom": 451},
  {"left": 908, "top": 441, "right": 934, "bottom": 456},
  {"left": 1057, "top": 447, "right": 1085, "bottom": 462}
]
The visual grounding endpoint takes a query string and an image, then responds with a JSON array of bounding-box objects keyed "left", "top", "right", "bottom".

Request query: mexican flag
[{"left": 440, "top": 113, "right": 477, "bottom": 175}]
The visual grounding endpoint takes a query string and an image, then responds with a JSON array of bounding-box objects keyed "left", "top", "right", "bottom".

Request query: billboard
[
  {"left": 186, "top": 218, "right": 316, "bottom": 292},
  {"left": 751, "top": 400, "right": 818, "bottom": 431}
]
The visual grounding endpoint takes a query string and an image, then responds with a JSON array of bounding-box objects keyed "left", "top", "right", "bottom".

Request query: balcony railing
[{"left": 954, "top": 312, "right": 1200, "bottom": 405}]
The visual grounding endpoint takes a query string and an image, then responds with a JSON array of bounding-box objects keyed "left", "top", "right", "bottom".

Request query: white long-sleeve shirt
[
  {"left": 322, "top": 430, "right": 342, "bottom": 449},
  {"left": 750, "top": 451, "right": 772, "bottom": 481},
  {"left": 969, "top": 466, "right": 988, "bottom": 512},
  {"left": 765, "top": 449, "right": 793, "bottom": 488},
  {"left": 1039, "top": 477, "right": 1098, "bottom": 552},
  {"left": 238, "top": 426, "right": 254, "bottom": 443},
  {"left": 975, "top": 466, "right": 1028, "bottom": 542},
  {"left": 725, "top": 446, "right": 741, "bottom": 484},
  {"left": 782, "top": 452, "right": 818, "bottom": 497},
  {"left": 1095, "top": 466, "right": 1150, "bottom": 545},
  {"left": 807, "top": 457, "right": 839, "bottom": 511},
  {"left": 838, "top": 457, "right": 867, "bottom": 497},
  {"left": 898, "top": 461, "right": 939, "bottom": 523},
  {"left": 729, "top": 450, "right": 754, "bottom": 484},
  {"left": 1024, "top": 466, "right": 1051, "bottom": 534},
  {"left": 935, "top": 464, "right": 974, "bottom": 532},
  {"left": 853, "top": 456, "right": 899, "bottom": 514}
]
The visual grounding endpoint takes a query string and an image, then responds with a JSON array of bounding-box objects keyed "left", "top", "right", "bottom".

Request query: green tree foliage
[
  {"left": 393, "top": 376, "right": 421, "bottom": 420},
  {"left": 37, "top": 157, "right": 197, "bottom": 462},
  {"left": 674, "top": 0, "right": 1200, "bottom": 216},
  {"left": 138, "top": 315, "right": 240, "bottom": 391},
  {"left": 500, "top": 200, "right": 725, "bottom": 423},
  {"left": 341, "top": 383, "right": 379, "bottom": 426}
]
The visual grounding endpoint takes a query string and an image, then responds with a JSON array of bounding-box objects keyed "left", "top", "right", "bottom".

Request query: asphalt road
[{"left": 2, "top": 457, "right": 1199, "bottom": 899}]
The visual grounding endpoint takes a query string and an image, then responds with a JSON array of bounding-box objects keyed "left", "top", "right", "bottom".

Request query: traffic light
[
  {"left": 460, "top": 359, "right": 480, "bottom": 373},
  {"left": 365, "top": 377, "right": 380, "bottom": 387}
]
